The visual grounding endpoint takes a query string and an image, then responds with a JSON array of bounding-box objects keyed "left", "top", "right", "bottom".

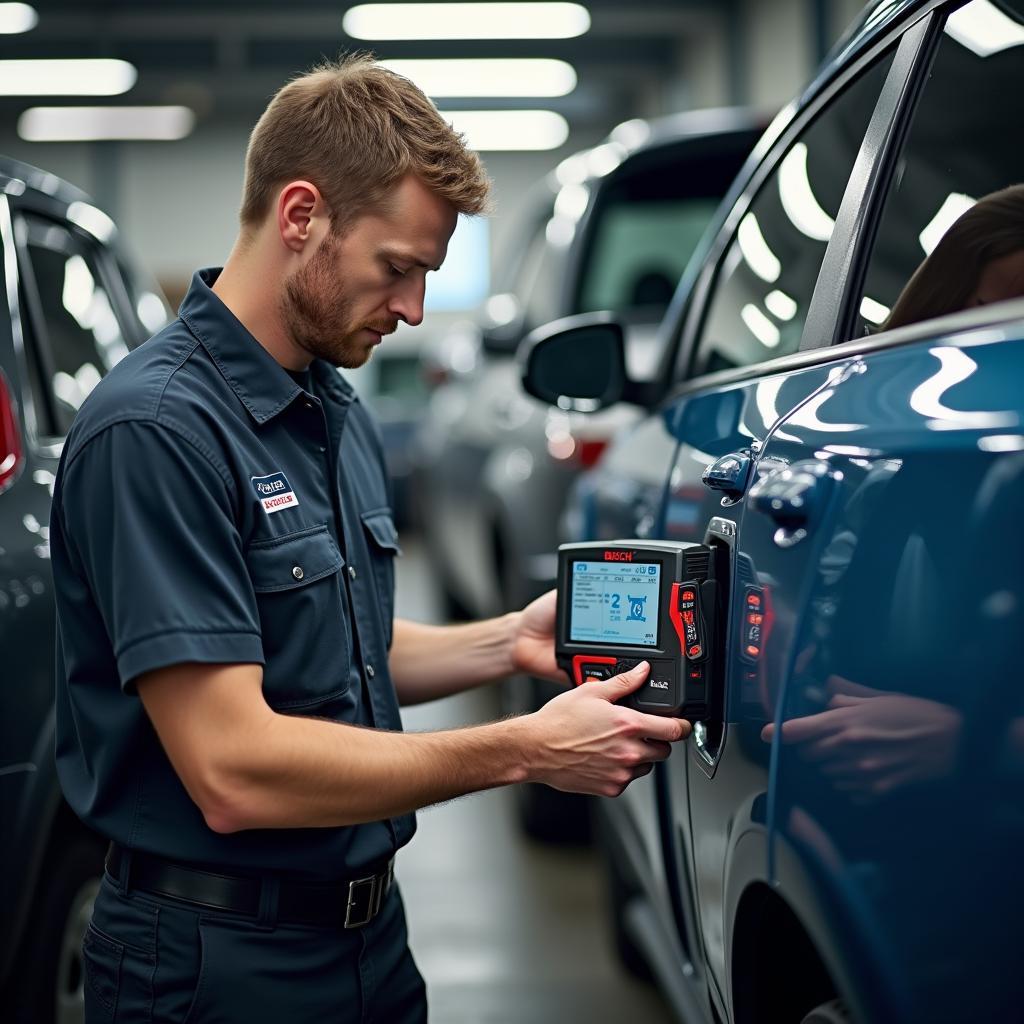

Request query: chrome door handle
[{"left": 702, "top": 450, "right": 752, "bottom": 502}]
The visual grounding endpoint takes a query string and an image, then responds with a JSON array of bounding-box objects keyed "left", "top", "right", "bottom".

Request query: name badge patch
[{"left": 251, "top": 471, "right": 300, "bottom": 514}]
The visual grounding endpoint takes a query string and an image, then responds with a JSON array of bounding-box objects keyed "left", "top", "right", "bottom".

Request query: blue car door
[
  {"left": 659, "top": 37, "right": 915, "bottom": 1012},
  {"left": 752, "top": 3, "right": 1024, "bottom": 1020},
  {"left": 583, "top": 32, "right": 909, "bottom": 1015}
]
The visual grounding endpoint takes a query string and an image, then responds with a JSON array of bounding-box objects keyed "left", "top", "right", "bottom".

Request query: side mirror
[{"left": 519, "top": 312, "right": 626, "bottom": 411}]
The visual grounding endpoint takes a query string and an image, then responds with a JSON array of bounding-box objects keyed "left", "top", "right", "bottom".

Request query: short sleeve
[{"left": 53, "top": 419, "right": 263, "bottom": 690}]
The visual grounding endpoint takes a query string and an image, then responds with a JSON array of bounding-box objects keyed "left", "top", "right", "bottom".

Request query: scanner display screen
[{"left": 569, "top": 560, "right": 660, "bottom": 647}]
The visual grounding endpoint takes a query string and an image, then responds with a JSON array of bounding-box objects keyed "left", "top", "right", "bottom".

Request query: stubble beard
[{"left": 280, "top": 232, "right": 374, "bottom": 369}]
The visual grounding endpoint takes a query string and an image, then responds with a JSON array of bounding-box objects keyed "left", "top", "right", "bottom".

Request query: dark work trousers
[{"left": 82, "top": 871, "right": 428, "bottom": 1023}]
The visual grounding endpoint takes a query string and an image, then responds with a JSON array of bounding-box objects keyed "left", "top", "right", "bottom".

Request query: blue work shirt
[{"left": 51, "top": 268, "right": 414, "bottom": 879}]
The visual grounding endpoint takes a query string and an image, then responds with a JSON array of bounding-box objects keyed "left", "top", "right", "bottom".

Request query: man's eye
[{"left": 389, "top": 264, "right": 407, "bottom": 278}]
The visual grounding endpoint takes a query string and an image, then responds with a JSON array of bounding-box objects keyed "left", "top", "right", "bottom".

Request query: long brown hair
[{"left": 884, "top": 184, "right": 1024, "bottom": 331}]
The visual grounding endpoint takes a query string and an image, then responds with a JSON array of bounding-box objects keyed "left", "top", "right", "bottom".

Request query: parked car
[
  {"left": 523, "top": 0, "right": 1024, "bottom": 1019},
  {"left": 415, "top": 110, "right": 764, "bottom": 621},
  {"left": 415, "top": 112, "right": 763, "bottom": 839},
  {"left": 0, "top": 158, "right": 171, "bottom": 1023}
]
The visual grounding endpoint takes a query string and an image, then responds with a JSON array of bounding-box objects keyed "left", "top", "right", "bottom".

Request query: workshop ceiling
[{"left": 2, "top": 0, "right": 734, "bottom": 133}]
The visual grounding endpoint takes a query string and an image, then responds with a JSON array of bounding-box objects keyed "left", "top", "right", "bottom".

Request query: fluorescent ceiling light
[
  {"left": 919, "top": 192, "right": 976, "bottom": 255},
  {"left": 445, "top": 109, "right": 568, "bottom": 150},
  {"left": 345, "top": 2, "right": 589, "bottom": 39},
  {"left": 945, "top": 0, "right": 1024, "bottom": 56},
  {"left": 382, "top": 58, "right": 576, "bottom": 97},
  {"left": 741, "top": 303, "right": 780, "bottom": 348},
  {"left": 737, "top": 213, "right": 781, "bottom": 283},
  {"left": 19, "top": 105, "right": 195, "bottom": 142},
  {"left": 0, "top": 3, "right": 37, "bottom": 33},
  {"left": 764, "top": 289, "right": 797, "bottom": 321},
  {"left": 778, "top": 142, "right": 834, "bottom": 242},
  {"left": 0, "top": 59, "right": 136, "bottom": 96}
]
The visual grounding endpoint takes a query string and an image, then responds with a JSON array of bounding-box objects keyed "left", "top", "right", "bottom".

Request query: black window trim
[
  {"left": 8, "top": 206, "right": 137, "bottom": 449},
  {"left": 0, "top": 194, "right": 59, "bottom": 457},
  {"left": 665, "top": 1, "right": 945, "bottom": 395},
  {"left": 655, "top": 293, "right": 1024, "bottom": 411},
  {"left": 835, "top": 0, "right": 977, "bottom": 346}
]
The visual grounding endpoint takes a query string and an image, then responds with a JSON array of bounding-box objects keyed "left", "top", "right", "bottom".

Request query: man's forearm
[
  {"left": 211, "top": 709, "right": 531, "bottom": 832},
  {"left": 389, "top": 616, "right": 520, "bottom": 705}
]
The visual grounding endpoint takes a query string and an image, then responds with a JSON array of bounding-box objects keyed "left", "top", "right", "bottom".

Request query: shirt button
[
  {"left": 292, "top": 566, "right": 304, "bottom": 580},
  {"left": 348, "top": 565, "right": 357, "bottom": 579},
  {"left": 319, "top": 445, "right": 327, "bottom": 453},
  {"left": 365, "top": 663, "right": 375, "bottom": 678}
]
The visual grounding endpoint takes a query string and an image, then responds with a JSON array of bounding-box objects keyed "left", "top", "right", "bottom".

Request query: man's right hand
[{"left": 521, "top": 661, "right": 692, "bottom": 797}]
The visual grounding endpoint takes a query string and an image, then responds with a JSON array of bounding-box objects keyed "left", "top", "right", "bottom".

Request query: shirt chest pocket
[
  {"left": 360, "top": 508, "right": 401, "bottom": 649},
  {"left": 245, "top": 525, "right": 353, "bottom": 710}
]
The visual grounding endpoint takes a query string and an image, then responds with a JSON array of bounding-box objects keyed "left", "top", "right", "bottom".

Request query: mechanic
[{"left": 51, "top": 55, "right": 691, "bottom": 1024}]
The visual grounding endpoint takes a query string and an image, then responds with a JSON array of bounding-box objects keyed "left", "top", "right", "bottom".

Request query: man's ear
[{"left": 277, "top": 181, "right": 326, "bottom": 253}]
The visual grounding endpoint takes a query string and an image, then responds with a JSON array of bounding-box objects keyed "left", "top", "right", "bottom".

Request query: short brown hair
[{"left": 240, "top": 53, "right": 491, "bottom": 232}]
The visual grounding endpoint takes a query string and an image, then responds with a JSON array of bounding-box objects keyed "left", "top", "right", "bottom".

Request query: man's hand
[
  {"left": 510, "top": 589, "right": 564, "bottom": 682},
  {"left": 519, "top": 661, "right": 691, "bottom": 797},
  {"left": 761, "top": 680, "right": 961, "bottom": 799}
]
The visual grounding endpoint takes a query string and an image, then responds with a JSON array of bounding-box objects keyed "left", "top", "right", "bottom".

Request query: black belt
[{"left": 105, "top": 844, "right": 394, "bottom": 929}]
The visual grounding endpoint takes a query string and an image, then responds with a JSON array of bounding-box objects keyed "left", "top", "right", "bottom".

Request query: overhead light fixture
[
  {"left": 0, "top": 3, "right": 37, "bottom": 33},
  {"left": 778, "top": 143, "right": 834, "bottom": 242},
  {"left": 919, "top": 192, "right": 976, "bottom": 255},
  {"left": 0, "top": 59, "right": 136, "bottom": 96},
  {"left": 345, "top": 2, "right": 590, "bottom": 40},
  {"left": 945, "top": 0, "right": 1024, "bottom": 56},
  {"left": 19, "top": 105, "right": 195, "bottom": 142},
  {"left": 737, "top": 213, "right": 781, "bottom": 283},
  {"left": 445, "top": 109, "right": 568, "bottom": 150},
  {"left": 382, "top": 58, "right": 576, "bottom": 97}
]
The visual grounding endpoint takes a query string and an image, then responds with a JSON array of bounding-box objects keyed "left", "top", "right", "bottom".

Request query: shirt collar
[{"left": 178, "top": 267, "right": 353, "bottom": 423}]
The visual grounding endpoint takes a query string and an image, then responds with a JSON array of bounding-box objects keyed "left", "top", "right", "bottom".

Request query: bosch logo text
[{"left": 604, "top": 551, "right": 633, "bottom": 561}]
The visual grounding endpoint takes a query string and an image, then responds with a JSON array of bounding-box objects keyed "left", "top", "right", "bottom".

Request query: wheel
[
  {"left": 9, "top": 831, "right": 107, "bottom": 1024},
  {"left": 800, "top": 998, "right": 852, "bottom": 1024}
]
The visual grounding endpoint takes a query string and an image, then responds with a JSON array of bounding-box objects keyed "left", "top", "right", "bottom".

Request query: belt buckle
[{"left": 344, "top": 874, "right": 378, "bottom": 929}]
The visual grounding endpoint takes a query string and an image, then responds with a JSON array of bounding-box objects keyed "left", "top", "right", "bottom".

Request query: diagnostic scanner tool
[{"left": 555, "top": 540, "right": 716, "bottom": 718}]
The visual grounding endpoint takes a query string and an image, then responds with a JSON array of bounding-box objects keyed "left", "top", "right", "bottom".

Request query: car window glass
[
  {"left": 577, "top": 197, "right": 719, "bottom": 316},
  {"left": 689, "top": 49, "right": 895, "bottom": 377},
  {"left": 576, "top": 140, "right": 755, "bottom": 319},
  {"left": 852, "top": 0, "right": 1024, "bottom": 336},
  {"left": 17, "top": 214, "right": 130, "bottom": 436}
]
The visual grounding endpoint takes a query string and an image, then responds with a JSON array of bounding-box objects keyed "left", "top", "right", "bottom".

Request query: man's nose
[{"left": 389, "top": 280, "right": 425, "bottom": 327}]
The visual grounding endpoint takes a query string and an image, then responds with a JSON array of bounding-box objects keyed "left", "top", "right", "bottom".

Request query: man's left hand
[{"left": 511, "top": 590, "right": 565, "bottom": 683}]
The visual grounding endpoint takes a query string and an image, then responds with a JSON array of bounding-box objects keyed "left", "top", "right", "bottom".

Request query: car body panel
[
  {"left": 0, "top": 160, "right": 166, "bottom": 989},
  {"left": 556, "top": 0, "right": 1024, "bottom": 1019}
]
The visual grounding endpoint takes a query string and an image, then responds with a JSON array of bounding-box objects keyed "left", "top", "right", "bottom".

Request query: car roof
[{"left": 0, "top": 155, "right": 96, "bottom": 210}]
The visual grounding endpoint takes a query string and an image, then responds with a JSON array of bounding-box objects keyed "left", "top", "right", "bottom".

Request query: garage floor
[{"left": 395, "top": 538, "right": 674, "bottom": 1023}]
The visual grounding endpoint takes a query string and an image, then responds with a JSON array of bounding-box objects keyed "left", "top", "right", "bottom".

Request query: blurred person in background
[
  {"left": 50, "top": 54, "right": 689, "bottom": 1024},
  {"left": 884, "top": 183, "right": 1024, "bottom": 331}
]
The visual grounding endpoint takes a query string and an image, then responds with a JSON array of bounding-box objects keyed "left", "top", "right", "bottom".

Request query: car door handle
[
  {"left": 702, "top": 450, "right": 753, "bottom": 501},
  {"left": 749, "top": 460, "right": 834, "bottom": 540}
]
